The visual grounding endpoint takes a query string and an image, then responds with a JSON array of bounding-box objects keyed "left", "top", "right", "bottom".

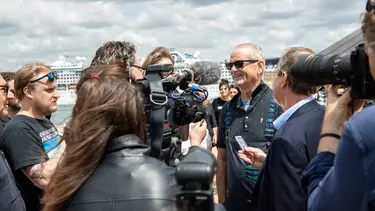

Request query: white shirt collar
[{"left": 273, "top": 96, "right": 315, "bottom": 130}]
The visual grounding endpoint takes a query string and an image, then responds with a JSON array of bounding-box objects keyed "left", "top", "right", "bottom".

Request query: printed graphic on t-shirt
[{"left": 39, "top": 127, "right": 60, "bottom": 158}]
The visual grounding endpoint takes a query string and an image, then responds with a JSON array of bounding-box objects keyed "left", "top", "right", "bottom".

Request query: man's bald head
[{"left": 234, "top": 43, "right": 265, "bottom": 62}]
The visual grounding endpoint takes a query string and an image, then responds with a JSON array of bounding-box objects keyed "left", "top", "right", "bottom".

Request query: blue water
[{"left": 50, "top": 104, "right": 73, "bottom": 125}]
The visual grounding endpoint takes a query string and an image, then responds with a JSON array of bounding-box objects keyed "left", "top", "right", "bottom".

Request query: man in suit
[{"left": 238, "top": 47, "right": 325, "bottom": 211}]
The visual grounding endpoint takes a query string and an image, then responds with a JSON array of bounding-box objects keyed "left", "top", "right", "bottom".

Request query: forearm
[
  {"left": 318, "top": 120, "right": 342, "bottom": 154},
  {"left": 213, "top": 127, "right": 218, "bottom": 137},
  {"left": 23, "top": 142, "right": 65, "bottom": 189}
]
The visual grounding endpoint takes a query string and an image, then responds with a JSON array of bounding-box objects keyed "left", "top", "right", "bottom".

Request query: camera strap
[{"left": 145, "top": 73, "right": 168, "bottom": 159}]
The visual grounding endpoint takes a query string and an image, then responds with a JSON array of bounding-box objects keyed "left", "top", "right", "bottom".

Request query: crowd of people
[{"left": 1, "top": 2, "right": 375, "bottom": 211}]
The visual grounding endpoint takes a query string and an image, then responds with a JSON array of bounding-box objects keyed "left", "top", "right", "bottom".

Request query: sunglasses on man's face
[
  {"left": 0, "top": 85, "right": 9, "bottom": 94},
  {"left": 30, "top": 71, "right": 58, "bottom": 83},
  {"left": 225, "top": 60, "right": 258, "bottom": 70}
]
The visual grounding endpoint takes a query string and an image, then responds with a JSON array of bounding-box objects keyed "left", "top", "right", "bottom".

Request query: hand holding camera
[{"left": 322, "top": 85, "right": 365, "bottom": 135}]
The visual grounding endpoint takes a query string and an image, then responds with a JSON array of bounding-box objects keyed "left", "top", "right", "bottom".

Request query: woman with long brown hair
[
  {"left": 141, "top": 46, "right": 175, "bottom": 78},
  {"left": 42, "top": 63, "right": 188, "bottom": 211}
]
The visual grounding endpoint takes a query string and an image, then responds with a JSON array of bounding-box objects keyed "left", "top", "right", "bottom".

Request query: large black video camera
[
  {"left": 137, "top": 63, "right": 209, "bottom": 164},
  {"left": 138, "top": 64, "right": 223, "bottom": 211},
  {"left": 175, "top": 146, "right": 225, "bottom": 211},
  {"left": 138, "top": 63, "right": 208, "bottom": 127},
  {"left": 290, "top": 43, "right": 375, "bottom": 99}
]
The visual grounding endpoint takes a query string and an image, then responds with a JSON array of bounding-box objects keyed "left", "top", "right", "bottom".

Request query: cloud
[{"left": 0, "top": 0, "right": 366, "bottom": 71}]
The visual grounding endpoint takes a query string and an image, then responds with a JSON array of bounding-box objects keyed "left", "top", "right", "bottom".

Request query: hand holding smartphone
[{"left": 235, "top": 136, "right": 248, "bottom": 150}]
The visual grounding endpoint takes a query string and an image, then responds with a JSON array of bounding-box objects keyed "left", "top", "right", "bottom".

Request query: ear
[
  {"left": 280, "top": 72, "right": 288, "bottom": 88},
  {"left": 23, "top": 86, "right": 33, "bottom": 99},
  {"left": 257, "top": 60, "right": 265, "bottom": 75}
]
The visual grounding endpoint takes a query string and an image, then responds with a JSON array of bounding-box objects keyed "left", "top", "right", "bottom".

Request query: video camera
[
  {"left": 290, "top": 43, "right": 375, "bottom": 99},
  {"left": 175, "top": 146, "right": 225, "bottom": 211},
  {"left": 138, "top": 64, "right": 224, "bottom": 211},
  {"left": 138, "top": 63, "right": 208, "bottom": 127}
]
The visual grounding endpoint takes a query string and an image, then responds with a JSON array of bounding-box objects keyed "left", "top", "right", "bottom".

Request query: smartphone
[{"left": 235, "top": 136, "right": 248, "bottom": 150}]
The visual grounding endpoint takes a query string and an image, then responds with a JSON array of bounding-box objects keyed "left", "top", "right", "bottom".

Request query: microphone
[{"left": 174, "top": 61, "right": 222, "bottom": 87}]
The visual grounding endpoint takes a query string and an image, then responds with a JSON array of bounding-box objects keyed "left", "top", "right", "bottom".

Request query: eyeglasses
[
  {"left": 367, "top": 0, "right": 375, "bottom": 11},
  {"left": 131, "top": 64, "right": 147, "bottom": 76},
  {"left": 225, "top": 60, "right": 258, "bottom": 70},
  {"left": 30, "top": 71, "right": 58, "bottom": 83},
  {"left": 0, "top": 85, "right": 9, "bottom": 94}
]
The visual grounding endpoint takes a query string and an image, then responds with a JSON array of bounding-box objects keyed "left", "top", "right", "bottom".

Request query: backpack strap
[{"left": 264, "top": 97, "right": 277, "bottom": 141}]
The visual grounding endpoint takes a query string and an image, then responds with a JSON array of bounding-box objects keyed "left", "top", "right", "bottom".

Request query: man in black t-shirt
[{"left": 0, "top": 63, "right": 66, "bottom": 211}]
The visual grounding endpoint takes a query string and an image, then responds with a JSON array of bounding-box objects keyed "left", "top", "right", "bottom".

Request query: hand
[
  {"left": 212, "top": 135, "right": 217, "bottom": 146},
  {"left": 323, "top": 85, "right": 365, "bottom": 134},
  {"left": 238, "top": 147, "right": 267, "bottom": 169},
  {"left": 190, "top": 120, "right": 207, "bottom": 146}
]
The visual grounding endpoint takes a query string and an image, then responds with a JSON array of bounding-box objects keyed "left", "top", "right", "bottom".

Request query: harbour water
[{"left": 50, "top": 104, "right": 73, "bottom": 125}]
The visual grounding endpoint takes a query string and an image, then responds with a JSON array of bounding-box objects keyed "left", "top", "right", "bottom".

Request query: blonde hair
[{"left": 14, "top": 63, "right": 52, "bottom": 100}]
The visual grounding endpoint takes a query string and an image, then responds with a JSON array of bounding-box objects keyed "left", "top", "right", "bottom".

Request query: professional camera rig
[
  {"left": 137, "top": 63, "right": 208, "bottom": 165},
  {"left": 290, "top": 0, "right": 375, "bottom": 101},
  {"left": 137, "top": 64, "right": 224, "bottom": 211}
]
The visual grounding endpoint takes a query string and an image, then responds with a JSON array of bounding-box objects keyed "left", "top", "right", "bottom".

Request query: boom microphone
[
  {"left": 172, "top": 61, "right": 222, "bottom": 88},
  {"left": 188, "top": 61, "right": 222, "bottom": 85}
]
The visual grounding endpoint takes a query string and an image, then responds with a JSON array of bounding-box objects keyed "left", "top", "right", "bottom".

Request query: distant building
[{"left": 262, "top": 58, "right": 280, "bottom": 89}]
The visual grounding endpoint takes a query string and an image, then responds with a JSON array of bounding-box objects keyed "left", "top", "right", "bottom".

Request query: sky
[{"left": 0, "top": 0, "right": 366, "bottom": 71}]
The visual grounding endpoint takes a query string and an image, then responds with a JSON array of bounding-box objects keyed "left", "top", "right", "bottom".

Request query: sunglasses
[
  {"left": 367, "top": 0, "right": 375, "bottom": 11},
  {"left": 225, "top": 60, "right": 258, "bottom": 70},
  {"left": 30, "top": 71, "right": 58, "bottom": 83},
  {"left": 0, "top": 85, "right": 9, "bottom": 94}
]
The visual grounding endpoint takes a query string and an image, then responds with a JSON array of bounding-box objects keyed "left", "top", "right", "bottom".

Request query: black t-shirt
[
  {"left": 211, "top": 97, "right": 229, "bottom": 127},
  {"left": 0, "top": 116, "right": 10, "bottom": 134},
  {"left": 0, "top": 115, "right": 61, "bottom": 211},
  {"left": 204, "top": 103, "right": 218, "bottom": 137},
  {"left": 217, "top": 82, "right": 283, "bottom": 203}
]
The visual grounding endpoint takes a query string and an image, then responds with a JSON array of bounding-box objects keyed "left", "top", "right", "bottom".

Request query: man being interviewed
[
  {"left": 239, "top": 47, "right": 325, "bottom": 211},
  {"left": 216, "top": 43, "right": 283, "bottom": 211}
]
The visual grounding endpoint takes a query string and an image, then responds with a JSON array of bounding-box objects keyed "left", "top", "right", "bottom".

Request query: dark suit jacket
[{"left": 250, "top": 100, "right": 325, "bottom": 211}]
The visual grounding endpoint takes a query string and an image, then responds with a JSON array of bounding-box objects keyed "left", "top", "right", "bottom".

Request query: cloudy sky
[{"left": 0, "top": 0, "right": 365, "bottom": 71}]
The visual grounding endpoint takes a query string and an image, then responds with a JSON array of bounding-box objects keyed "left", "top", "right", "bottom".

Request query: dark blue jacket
[
  {"left": 251, "top": 100, "right": 325, "bottom": 211},
  {"left": 302, "top": 105, "right": 375, "bottom": 211},
  {"left": 0, "top": 151, "right": 25, "bottom": 211}
]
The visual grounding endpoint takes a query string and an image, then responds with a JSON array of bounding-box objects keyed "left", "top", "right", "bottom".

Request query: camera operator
[
  {"left": 90, "top": 41, "right": 144, "bottom": 79},
  {"left": 141, "top": 46, "right": 175, "bottom": 78},
  {"left": 301, "top": 3, "right": 375, "bottom": 210},
  {"left": 42, "top": 63, "right": 207, "bottom": 211}
]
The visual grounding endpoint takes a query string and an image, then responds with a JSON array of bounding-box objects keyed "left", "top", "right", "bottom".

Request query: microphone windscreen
[{"left": 189, "top": 61, "right": 222, "bottom": 85}]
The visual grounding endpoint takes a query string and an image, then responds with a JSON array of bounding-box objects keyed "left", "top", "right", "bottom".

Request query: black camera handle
[{"left": 144, "top": 72, "right": 168, "bottom": 159}]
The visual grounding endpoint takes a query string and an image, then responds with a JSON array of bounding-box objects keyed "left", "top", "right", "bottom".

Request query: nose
[
  {"left": 6, "top": 91, "right": 14, "bottom": 100},
  {"left": 230, "top": 64, "right": 237, "bottom": 73},
  {"left": 54, "top": 90, "right": 61, "bottom": 99}
]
